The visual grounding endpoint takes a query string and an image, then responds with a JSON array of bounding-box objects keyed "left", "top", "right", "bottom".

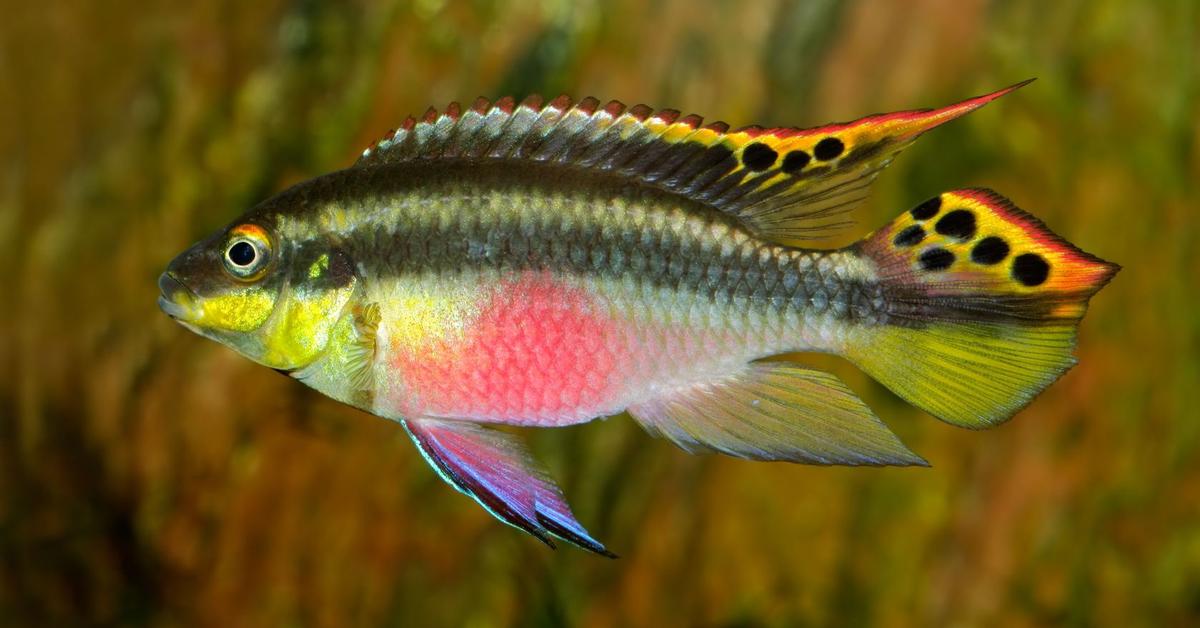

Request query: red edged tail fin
[
  {"left": 865, "top": 187, "right": 1117, "bottom": 320},
  {"left": 845, "top": 189, "right": 1118, "bottom": 428}
]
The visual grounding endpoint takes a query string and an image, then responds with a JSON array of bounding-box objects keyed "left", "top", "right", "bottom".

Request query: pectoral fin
[
  {"left": 627, "top": 362, "right": 926, "bottom": 466},
  {"left": 346, "top": 302, "right": 380, "bottom": 394},
  {"left": 402, "top": 418, "right": 614, "bottom": 556}
]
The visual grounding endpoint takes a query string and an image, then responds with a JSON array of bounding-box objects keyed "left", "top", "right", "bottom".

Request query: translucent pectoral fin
[
  {"left": 346, "top": 302, "right": 381, "bottom": 393},
  {"left": 402, "top": 418, "right": 614, "bottom": 557},
  {"left": 627, "top": 362, "right": 926, "bottom": 466}
]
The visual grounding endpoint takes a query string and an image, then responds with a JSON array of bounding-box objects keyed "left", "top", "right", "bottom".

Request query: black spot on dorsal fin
[{"left": 356, "top": 83, "right": 1033, "bottom": 245}]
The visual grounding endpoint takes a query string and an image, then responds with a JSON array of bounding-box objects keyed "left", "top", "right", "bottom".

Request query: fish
[{"left": 158, "top": 81, "right": 1118, "bottom": 556}]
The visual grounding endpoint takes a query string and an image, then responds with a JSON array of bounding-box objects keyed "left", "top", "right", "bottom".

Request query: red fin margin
[{"left": 356, "top": 82, "right": 1036, "bottom": 243}]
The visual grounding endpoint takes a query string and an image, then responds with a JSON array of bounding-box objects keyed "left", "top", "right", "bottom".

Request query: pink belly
[{"left": 391, "top": 273, "right": 628, "bottom": 424}]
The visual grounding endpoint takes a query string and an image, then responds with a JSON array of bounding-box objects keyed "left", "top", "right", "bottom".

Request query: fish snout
[{"left": 157, "top": 271, "right": 196, "bottom": 320}]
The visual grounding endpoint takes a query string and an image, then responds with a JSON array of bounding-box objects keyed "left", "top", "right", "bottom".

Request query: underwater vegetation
[{"left": 2, "top": 1, "right": 1197, "bottom": 626}]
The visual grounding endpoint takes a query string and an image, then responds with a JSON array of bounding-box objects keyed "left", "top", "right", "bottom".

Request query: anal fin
[
  {"left": 627, "top": 362, "right": 926, "bottom": 466},
  {"left": 403, "top": 418, "right": 615, "bottom": 556}
]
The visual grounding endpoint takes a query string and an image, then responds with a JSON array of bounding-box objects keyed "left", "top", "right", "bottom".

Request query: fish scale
[
  {"left": 302, "top": 163, "right": 880, "bottom": 325},
  {"left": 159, "top": 83, "right": 1116, "bottom": 555}
]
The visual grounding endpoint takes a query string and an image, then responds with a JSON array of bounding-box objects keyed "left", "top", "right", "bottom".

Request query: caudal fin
[{"left": 846, "top": 189, "right": 1118, "bottom": 428}]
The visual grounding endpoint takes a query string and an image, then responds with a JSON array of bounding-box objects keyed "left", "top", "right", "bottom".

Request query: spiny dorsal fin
[{"left": 356, "top": 82, "right": 1033, "bottom": 243}]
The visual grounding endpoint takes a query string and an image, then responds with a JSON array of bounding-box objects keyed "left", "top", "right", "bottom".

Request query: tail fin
[{"left": 845, "top": 188, "right": 1118, "bottom": 428}]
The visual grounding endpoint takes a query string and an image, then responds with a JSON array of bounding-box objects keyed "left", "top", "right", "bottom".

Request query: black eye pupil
[{"left": 228, "top": 241, "right": 256, "bottom": 266}]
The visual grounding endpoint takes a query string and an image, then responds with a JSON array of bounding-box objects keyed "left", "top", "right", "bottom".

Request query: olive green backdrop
[{"left": 2, "top": 1, "right": 1196, "bottom": 626}]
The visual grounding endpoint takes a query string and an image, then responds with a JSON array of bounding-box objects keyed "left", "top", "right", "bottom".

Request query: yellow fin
[
  {"left": 848, "top": 189, "right": 1118, "bottom": 427},
  {"left": 847, "top": 323, "right": 1079, "bottom": 428},
  {"left": 626, "top": 362, "right": 926, "bottom": 466}
]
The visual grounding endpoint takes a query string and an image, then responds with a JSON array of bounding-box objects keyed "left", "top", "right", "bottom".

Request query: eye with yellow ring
[{"left": 222, "top": 225, "right": 272, "bottom": 279}]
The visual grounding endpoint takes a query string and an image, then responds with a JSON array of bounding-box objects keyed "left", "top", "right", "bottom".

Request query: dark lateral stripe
[
  {"left": 343, "top": 215, "right": 885, "bottom": 322},
  {"left": 266, "top": 164, "right": 888, "bottom": 322}
]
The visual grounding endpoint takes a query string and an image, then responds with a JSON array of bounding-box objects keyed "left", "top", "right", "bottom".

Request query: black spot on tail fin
[{"left": 846, "top": 188, "right": 1118, "bottom": 428}]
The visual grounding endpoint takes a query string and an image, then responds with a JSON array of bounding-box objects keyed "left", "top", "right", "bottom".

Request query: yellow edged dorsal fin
[{"left": 356, "top": 82, "right": 1033, "bottom": 243}]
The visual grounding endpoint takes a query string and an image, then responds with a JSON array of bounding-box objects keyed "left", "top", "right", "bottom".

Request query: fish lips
[{"left": 157, "top": 271, "right": 197, "bottom": 321}]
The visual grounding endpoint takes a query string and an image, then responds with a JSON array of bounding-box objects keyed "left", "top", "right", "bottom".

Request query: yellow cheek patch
[
  {"left": 199, "top": 289, "right": 275, "bottom": 332},
  {"left": 260, "top": 283, "right": 357, "bottom": 368}
]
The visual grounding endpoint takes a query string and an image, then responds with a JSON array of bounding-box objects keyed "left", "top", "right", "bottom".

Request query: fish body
[
  {"left": 159, "top": 84, "right": 1117, "bottom": 555},
  {"left": 277, "top": 163, "right": 873, "bottom": 425}
]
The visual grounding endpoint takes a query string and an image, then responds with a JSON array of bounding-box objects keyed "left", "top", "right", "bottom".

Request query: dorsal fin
[{"left": 356, "top": 81, "right": 1033, "bottom": 244}]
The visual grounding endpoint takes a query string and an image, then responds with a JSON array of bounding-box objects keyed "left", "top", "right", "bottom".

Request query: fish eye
[
  {"left": 222, "top": 225, "right": 272, "bottom": 279},
  {"left": 228, "top": 241, "right": 256, "bottom": 266}
]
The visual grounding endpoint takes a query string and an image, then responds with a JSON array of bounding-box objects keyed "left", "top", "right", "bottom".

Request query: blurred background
[{"left": 2, "top": 1, "right": 1196, "bottom": 626}]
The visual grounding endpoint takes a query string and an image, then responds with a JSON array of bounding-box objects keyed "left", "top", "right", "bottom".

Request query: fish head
[{"left": 159, "top": 211, "right": 360, "bottom": 371}]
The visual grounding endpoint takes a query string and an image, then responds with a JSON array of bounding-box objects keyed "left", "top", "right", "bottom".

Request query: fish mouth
[{"left": 157, "top": 271, "right": 197, "bottom": 321}]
